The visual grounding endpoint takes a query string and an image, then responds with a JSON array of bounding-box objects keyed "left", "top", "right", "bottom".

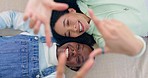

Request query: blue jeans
[{"left": 0, "top": 35, "right": 39, "bottom": 78}]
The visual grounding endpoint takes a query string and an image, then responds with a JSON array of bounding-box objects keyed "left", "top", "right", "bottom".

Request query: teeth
[
  {"left": 79, "top": 23, "right": 82, "bottom": 32},
  {"left": 65, "top": 48, "right": 69, "bottom": 58}
]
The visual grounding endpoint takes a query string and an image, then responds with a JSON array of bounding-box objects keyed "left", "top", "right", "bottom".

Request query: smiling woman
[
  {"left": 50, "top": 0, "right": 96, "bottom": 48},
  {"left": 54, "top": 8, "right": 90, "bottom": 37}
]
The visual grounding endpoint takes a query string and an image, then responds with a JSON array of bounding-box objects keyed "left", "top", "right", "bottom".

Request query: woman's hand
[
  {"left": 88, "top": 9, "right": 143, "bottom": 56},
  {"left": 24, "top": 0, "right": 68, "bottom": 47}
]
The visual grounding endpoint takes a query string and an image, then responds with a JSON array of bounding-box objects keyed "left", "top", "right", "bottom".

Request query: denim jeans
[{"left": 0, "top": 35, "right": 39, "bottom": 78}]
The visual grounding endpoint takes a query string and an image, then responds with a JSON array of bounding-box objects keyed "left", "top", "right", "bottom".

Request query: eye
[
  {"left": 77, "top": 44, "right": 80, "bottom": 51},
  {"left": 72, "top": 49, "right": 74, "bottom": 52},
  {"left": 76, "top": 56, "right": 81, "bottom": 64}
]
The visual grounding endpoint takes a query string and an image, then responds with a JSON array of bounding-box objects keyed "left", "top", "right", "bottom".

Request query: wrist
[
  {"left": 133, "top": 35, "right": 146, "bottom": 57},
  {"left": 125, "top": 35, "right": 144, "bottom": 56}
]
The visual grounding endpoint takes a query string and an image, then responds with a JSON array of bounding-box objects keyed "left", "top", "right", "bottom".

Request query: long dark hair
[{"left": 50, "top": 0, "right": 95, "bottom": 46}]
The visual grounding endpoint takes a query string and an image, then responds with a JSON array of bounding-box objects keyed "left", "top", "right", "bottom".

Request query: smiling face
[
  {"left": 57, "top": 42, "right": 92, "bottom": 68},
  {"left": 54, "top": 8, "right": 90, "bottom": 37}
]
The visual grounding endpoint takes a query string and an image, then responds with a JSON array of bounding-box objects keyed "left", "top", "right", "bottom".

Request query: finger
[
  {"left": 111, "top": 19, "right": 122, "bottom": 25},
  {"left": 29, "top": 16, "right": 37, "bottom": 29},
  {"left": 74, "top": 58, "right": 94, "bottom": 78},
  {"left": 88, "top": 9, "right": 102, "bottom": 29},
  {"left": 23, "top": 12, "right": 31, "bottom": 21},
  {"left": 88, "top": 9, "right": 108, "bottom": 35},
  {"left": 23, "top": 14, "right": 29, "bottom": 21},
  {"left": 45, "top": 23, "right": 52, "bottom": 47},
  {"left": 48, "top": 2, "right": 68, "bottom": 11},
  {"left": 36, "top": 14, "right": 52, "bottom": 47},
  {"left": 56, "top": 53, "right": 67, "bottom": 78},
  {"left": 34, "top": 20, "right": 41, "bottom": 34},
  {"left": 89, "top": 48, "right": 102, "bottom": 58}
]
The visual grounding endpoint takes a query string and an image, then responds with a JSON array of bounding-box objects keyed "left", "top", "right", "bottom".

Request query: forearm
[{"left": 0, "top": 10, "right": 31, "bottom": 31}]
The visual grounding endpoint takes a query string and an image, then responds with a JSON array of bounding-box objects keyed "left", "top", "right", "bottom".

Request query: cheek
[
  {"left": 83, "top": 50, "right": 91, "bottom": 58},
  {"left": 85, "top": 51, "right": 91, "bottom": 55},
  {"left": 84, "top": 46, "right": 92, "bottom": 54},
  {"left": 72, "top": 33, "right": 84, "bottom": 37},
  {"left": 54, "top": 21, "right": 66, "bottom": 36},
  {"left": 66, "top": 58, "right": 77, "bottom": 66}
]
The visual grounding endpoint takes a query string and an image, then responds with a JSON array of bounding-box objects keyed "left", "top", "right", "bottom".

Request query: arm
[
  {"left": 0, "top": 11, "right": 46, "bottom": 36},
  {"left": 0, "top": 11, "right": 32, "bottom": 32}
]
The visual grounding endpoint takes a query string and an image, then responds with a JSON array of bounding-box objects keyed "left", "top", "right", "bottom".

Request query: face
[
  {"left": 57, "top": 42, "right": 92, "bottom": 67},
  {"left": 54, "top": 11, "right": 90, "bottom": 37}
]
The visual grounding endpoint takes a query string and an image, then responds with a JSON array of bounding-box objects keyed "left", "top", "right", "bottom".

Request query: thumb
[
  {"left": 88, "top": 9, "right": 109, "bottom": 37},
  {"left": 74, "top": 58, "right": 94, "bottom": 78},
  {"left": 56, "top": 53, "right": 66, "bottom": 78},
  {"left": 89, "top": 48, "right": 102, "bottom": 58},
  {"left": 88, "top": 9, "right": 101, "bottom": 28}
]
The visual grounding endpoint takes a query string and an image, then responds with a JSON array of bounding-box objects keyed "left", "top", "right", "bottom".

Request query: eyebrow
[
  {"left": 63, "top": 18, "right": 68, "bottom": 37},
  {"left": 63, "top": 18, "right": 66, "bottom": 27}
]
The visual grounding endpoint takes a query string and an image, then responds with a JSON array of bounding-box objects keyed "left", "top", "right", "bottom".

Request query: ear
[{"left": 68, "top": 8, "right": 76, "bottom": 13}]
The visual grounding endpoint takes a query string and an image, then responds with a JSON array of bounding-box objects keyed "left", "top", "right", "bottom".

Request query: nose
[
  {"left": 73, "top": 25, "right": 78, "bottom": 31},
  {"left": 67, "top": 25, "right": 78, "bottom": 32},
  {"left": 72, "top": 50, "right": 78, "bottom": 57}
]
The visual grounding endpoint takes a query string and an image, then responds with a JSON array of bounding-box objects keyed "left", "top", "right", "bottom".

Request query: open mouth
[
  {"left": 65, "top": 48, "right": 71, "bottom": 61},
  {"left": 78, "top": 21, "right": 84, "bottom": 33},
  {"left": 65, "top": 48, "right": 69, "bottom": 58}
]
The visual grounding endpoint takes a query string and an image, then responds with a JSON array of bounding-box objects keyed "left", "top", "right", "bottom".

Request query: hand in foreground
[
  {"left": 24, "top": 0, "right": 68, "bottom": 47},
  {"left": 56, "top": 53, "right": 95, "bottom": 78},
  {"left": 88, "top": 9, "right": 143, "bottom": 56}
]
